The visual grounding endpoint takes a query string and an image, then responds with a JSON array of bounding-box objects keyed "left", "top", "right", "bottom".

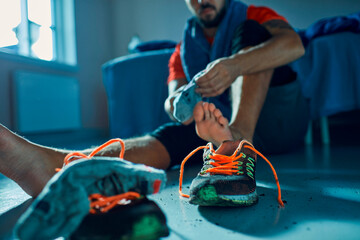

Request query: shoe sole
[
  {"left": 129, "top": 214, "right": 169, "bottom": 240},
  {"left": 71, "top": 214, "right": 168, "bottom": 240},
  {"left": 70, "top": 197, "right": 169, "bottom": 240},
  {"left": 190, "top": 185, "right": 258, "bottom": 207},
  {"left": 15, "top": 157, "right": 167, "bottom": 240}
]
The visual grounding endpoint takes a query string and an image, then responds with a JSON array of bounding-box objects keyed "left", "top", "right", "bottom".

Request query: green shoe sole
[
  {"left": 70, "top": 198, "right": 169, "bottom": 240},
  {"left": 129, "top": 214, "right": 170, "bottom": 240},
  {"left": 189, "top": 185, "right": 258, "bottom": 207}
]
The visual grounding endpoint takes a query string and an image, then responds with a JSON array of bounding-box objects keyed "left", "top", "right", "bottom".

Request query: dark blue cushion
[{"left": 131, "top": 40, "right": 177, "bottom": 53}]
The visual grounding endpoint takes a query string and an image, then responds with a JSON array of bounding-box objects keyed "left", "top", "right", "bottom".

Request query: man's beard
[{"left": 196, "top": 3, "right": 227, "bottom": 28}]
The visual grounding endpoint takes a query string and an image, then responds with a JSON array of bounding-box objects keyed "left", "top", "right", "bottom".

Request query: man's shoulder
[{"left": 246, "top": 5, "right": 288, "bottom": 24}]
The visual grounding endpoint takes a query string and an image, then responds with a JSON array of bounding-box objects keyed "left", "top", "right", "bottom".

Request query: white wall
[
  {"left": 74, "top": 0, "right": 114, "bottom": 129},
  {"left": 112, "top": 0, "right": 191, "bottom": 57}
]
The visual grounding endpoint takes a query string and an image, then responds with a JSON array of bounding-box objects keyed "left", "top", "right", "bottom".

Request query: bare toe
[
  {"left": 218, "top": 116, "right": 229, "bottom": 127},
  {"left": 193, "top": 101, "right": 205, "bottom": 122},
  {"left": 213, "top": 109, "right": 223, "bottom": 119},
  {"left": 208, "top": 103, "right": 216, "bottom": 112},
  {"left": 202, "top": 102, "right": 211, "bottom": 120}
]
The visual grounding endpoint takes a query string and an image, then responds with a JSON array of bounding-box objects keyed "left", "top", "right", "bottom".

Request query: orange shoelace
[
  {"left": 179, "top": 142, "right": 285, "bottom": 208},
  {"left": 56, "top": 138, "right": 142, "bottom": 214},
  {"left": 88, "top": 192, "right": 141, "bottom": 214}
]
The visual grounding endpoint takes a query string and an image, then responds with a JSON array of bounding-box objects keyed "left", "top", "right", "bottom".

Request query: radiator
[{"left": 12, "top": 71, "right": 81, "bottom": 133}]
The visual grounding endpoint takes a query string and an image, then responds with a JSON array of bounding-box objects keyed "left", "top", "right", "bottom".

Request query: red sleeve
[
  {"left": 246, "top": 5, "right": 288, "bottom": 24},
  {"left": 167, "top": 43, "right": 186, "bottom": 84}
]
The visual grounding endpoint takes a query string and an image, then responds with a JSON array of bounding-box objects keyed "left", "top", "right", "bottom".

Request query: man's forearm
[
  {"left": 231, "top": 31, "right": 304, "bottom": 76},
  {"left": 195, "top": 20, "right": 304, "bottom": 98},
  {"left": 231, "top": 20, "right": 305, "bottom": 76}
]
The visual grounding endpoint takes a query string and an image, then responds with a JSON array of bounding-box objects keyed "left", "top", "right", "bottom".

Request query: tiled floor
[{"left": 1, "top": 139, "right": 360, "bottom": 239}]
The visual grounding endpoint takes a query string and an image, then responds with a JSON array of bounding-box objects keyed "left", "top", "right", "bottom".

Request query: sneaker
[
  {"left": 179, "top": 139, "right": 284, "bottom": 207},
  {"left": 15, "top": 138, "right": 168, "bottom": 240},
  {"left": 70, "top": 197, "right": 169, "bottom": 240}
]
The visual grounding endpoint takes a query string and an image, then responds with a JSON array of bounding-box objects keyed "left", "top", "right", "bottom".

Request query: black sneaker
[
  {"left": 70, "top": 197, "right": 169, "bottom": 240},
  {"left": 179, "top": 140, "right": 284, "bottom": 207},
  {"left": 15, "top": 139, "right": 168, "bottom": 240}
]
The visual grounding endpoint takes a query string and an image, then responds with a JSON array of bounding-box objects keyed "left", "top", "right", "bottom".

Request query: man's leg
[
  {"left": 229, "top": 70, "right": 273, "bottom": 142},
  {"left": 228, "top": 20, "right": 277, "bottom": 143},
  {"left": 0, "top": 124, "right": 170, "bottom": 197},
  {"left": 195, "top": 20, "right": 298, "bottom": 147},
  {"left": 229, "top": 20, "right": 307, "bottom": 152},
  {"left": 0, "top": 124, "right": 65, "bottom": 197},
  {"left": 192, "top": 21, "right": 275, "bottom": 145},
  {"left": 192, "top": 70, "right": 272, "bottom": 146}
]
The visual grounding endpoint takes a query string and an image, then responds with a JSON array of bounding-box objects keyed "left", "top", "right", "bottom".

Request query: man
[
  {"left": 0, "top": 0, "right": 308, "bottom": 207},
  {"left": 162, "top": 0, "right": 308, "bottom": 206}
]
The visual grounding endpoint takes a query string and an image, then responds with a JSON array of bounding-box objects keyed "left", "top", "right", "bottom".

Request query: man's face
[{"left": 185, "top": 0, "right": 227, "bottom": 28}]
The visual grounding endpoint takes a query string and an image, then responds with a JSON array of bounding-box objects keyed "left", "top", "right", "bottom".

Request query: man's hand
[{"left": 195, "top": 57, "right": 239, "bottom": 98}]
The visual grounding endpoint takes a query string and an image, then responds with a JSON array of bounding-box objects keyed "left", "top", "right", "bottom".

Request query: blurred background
[{"left": 0, "top": 0, "right": 359, "bottom": 146}]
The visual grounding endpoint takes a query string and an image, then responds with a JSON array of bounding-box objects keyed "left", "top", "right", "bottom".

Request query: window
[{"left": 0, "top": 0, "right": 76, "bottom": 65}]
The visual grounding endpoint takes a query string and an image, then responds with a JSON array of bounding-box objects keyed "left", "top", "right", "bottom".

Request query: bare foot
[
  {"left": 193, "top": 101, "right": 233, "bottom": 146},
  {"left": 0, "top": 124, "right": 67, "bottom": 197}
]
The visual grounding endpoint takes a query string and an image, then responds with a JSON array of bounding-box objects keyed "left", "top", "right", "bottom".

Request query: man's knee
[
  {"left": 231, "top": 20, "right": 272, "bottom": 54},
  {"left": 231, "top": 20, "right": 297, "bottom": 87}
]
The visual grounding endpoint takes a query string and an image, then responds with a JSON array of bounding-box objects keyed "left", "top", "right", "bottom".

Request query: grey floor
[{"left": 1, "top": 130, "right": 360, "bottom": 239}]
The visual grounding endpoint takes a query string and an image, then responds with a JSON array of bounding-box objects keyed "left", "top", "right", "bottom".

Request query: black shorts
[
  {"left": 150, "top": 122, "right": 207, "bottom": 168},
  {"left": 150, "top": 20, "right": 309, "bottom": 167}
]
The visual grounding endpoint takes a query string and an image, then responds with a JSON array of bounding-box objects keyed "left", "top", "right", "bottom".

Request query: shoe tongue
[
  {"left": 215, "top": 140, "right": 256, "bottom": 159},
  {"left": 215, "top": 140, "right": 242, "bottom": 156}
]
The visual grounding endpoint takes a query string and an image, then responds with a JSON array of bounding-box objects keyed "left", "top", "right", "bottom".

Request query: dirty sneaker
[
  {"left": 15, "top": 138, "right": 168, "bottom": 240},
  {"left": 70, "top": 196, "right": 169, "bottom": 240},
  {"left": 179, "top": 140, "right": 284, "bottom": 207}
]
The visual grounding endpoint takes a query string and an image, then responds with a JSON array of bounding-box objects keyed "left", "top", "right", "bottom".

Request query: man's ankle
[{"left": 229, "top": 125, "right": 253, "bottom": 143}]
